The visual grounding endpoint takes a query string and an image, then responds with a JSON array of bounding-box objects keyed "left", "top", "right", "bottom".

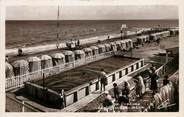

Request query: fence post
[
  {"left": 18, "top": 76, "right": 20, "bottom": 88},
  {"left": 22, "top": 101, "right": 25, "bottom": 112},
  {"left": 42, "top": 73, "right": 45, "bottom": 89},
  {"left": 165, "top": 51, "right": 168, "bottom": 63}
]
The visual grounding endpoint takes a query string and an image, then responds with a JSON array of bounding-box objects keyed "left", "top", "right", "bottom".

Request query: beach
[{"left": 6, "top": 20, "right": 178, "bottom": 49}]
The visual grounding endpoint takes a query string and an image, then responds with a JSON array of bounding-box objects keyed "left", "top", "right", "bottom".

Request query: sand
[{"left": 6, "top": 20, "right": 178, "bottom": 49}]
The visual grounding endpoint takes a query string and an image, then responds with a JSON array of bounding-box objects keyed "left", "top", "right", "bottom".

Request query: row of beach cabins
[
  {"left": 5, "top": 28, "right": 178, "bottom": 90},
  {"left": 5, "top": 39, "right": 133, "bottom": 79}
]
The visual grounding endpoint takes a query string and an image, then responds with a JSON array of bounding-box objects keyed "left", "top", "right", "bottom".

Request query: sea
[{"left": 6, "top": 20, "right": 178, "bottom": 49}]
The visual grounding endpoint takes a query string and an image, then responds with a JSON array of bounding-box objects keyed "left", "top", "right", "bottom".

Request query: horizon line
[{"left": 6, "top": 19, "right": 179, "bottom": 21}]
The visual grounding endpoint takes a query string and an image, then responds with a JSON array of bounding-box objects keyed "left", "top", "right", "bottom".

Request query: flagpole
[{"left": 56, "top": 5, "right": 60, "bottom": 49}]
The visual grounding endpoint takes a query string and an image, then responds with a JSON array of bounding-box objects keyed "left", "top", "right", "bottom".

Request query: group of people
[
  {"left": 98, "top": 69, "right": 130, "bottom": 109},
  {"left": 66, "top": 39, "right": 80, "bottom": 50},
  {"left": 135, "top": 66, "right": 169, "bottom": 98},
  {"left": 135, "top": 66, "right": 167, "bottom": 97},
  {"left": 101, "top": 82, "right": 130, "bottom": 108},
  {"left": 98, "top": 68, "right": 141, "bottom": 109},
  {"left": 98, "top": 66, "right": 172, "bottom": 111}
]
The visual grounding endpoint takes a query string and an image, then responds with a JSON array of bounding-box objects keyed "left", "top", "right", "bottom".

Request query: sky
[{"left": 6, "top": 5, "right": 178, "bottom": 20}]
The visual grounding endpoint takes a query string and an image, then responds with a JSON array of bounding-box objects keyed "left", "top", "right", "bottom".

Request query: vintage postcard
[{"left": 0, "top": 0, "right": 183, "bottom": 116}]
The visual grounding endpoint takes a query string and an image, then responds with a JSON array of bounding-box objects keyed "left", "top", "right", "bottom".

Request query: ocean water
[{"left": 6, "top": 20, "right": 178, "bottom": 49}]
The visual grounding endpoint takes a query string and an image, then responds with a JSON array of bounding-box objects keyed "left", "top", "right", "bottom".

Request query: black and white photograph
[{"left": 4, "top": 4, "right": 179, "bottom": 112}]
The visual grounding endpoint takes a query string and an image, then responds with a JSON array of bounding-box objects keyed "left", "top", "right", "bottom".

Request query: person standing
[
  {"left": 121, "top": 81, "right": 130, "bottom": 104},
  {"left": 102, "top": 91, "right": 113, "bottom": 108},
  {"left": 156, "top": 38, "right": 160, "bottom": 45},
  {"left": 99, "top": 69, "right": 108, "bottom": 93},
  {"left": 120, "top": 30, "right": 123, "bottom": 40},
  {"left": 149, "top": 67, "right": 159, "bottom": 95},
  {"left": 77, "top": 40, "right": 80, "bottom": 47},
  {"left": 163, "top": 75, "right": 170, "bottom": 86},
  {"left": 18, "top": 48, "right": 23, "bottom": 56},
  {"left": 136, "top": 75, "right": 146, "bottom": 98},
  {"left": 113, "top": 83, "right": 120, "bottom": 100},
  {"left": 59, "top": 89, "right": 65, "bottom": 109},
  {"left": 107, "top": 35, "right": 110, "bottom": 40}
]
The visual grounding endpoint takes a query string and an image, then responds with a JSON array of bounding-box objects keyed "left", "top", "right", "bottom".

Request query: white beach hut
[
  {"left": 12, "top": 60, "right": 29, "bottom": 76},
  {"left": 64, "top": 51, "right": 75, "bottom": 63},
  {"left": 6, "top": 62, "right": 14, "bottom": 78},
  {"left": 51, "top": 53, "right": 65, "bottom": 66},
  {"left": 28, "top": 56, "right": 41, "bottom": 72},
  {"left": 40, "top": 55, "right": 53, "bottom": 69}
]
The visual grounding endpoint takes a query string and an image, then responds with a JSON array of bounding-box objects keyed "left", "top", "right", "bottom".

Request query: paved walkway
[
  {"left": 168, "top": 70, "right": 179, "bottom": 82},
  {"left": 6, "top": 33, "right": 120, "bottom": 56},
  {"left": 60, "top": 55, "right": 179, "bottom": 112}
]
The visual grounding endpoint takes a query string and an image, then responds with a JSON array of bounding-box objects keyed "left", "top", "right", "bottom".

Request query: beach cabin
[
  {"left": 104, "top": 44, "right": 111, "bottom": 52},
  {"left": 163, "top": 31, "right": 170, "bottom": 38},
  {"left": 145, "top": 35, "right": 150, "bottom": 42},
  {"left": 74, "top": 50, "right": 85, "bottom": 61},
  {"left": 12, "top": 60, "right": 29, "bottom": 76},
  {"left": 169, "top": 28, "right": 179, "bottom": 36},
  {"left": 120, "top": 40, "right": 126, "bottom": 50},
  {"left": 125, "top": 40, "right": 129, "bottom": 51},
  {"left": 123, "top": 39, "right": 133, "bottom": 51},
  {"left": 132, "top": 37, "right": 139, "bottom": 47},
  {"left": 150, "top": 33, "right": 159, "bottom": 41},
  {"left": 115, "top": 41, "right": 122, "bottom": 51},
  {"left": 51, "top": 53, "right": 65, "bottom": 66},
  {"left": 6, "top": 62, "right": 14, "bottom": 78},
  {"left": 40, "top": 55, "right": 53, "bottom": 69},
  {"left": 97, "top": 45, "right": 106, "bottom": 54},
  {"left": 83, "top": 48, "right": 92, "bottom": 57},
  {"left": 137, "top": 36, "right": 145, "bottom": 44},
  {"left": 127, "top": 39, "right": 133, "bottom": 49},
  {"left": 28, "top": 56, "right": 41, "bottom": 72},
  {"left": 110, "top": 42, "right": 117, "bottom": 52},
  {"left": 64, "top": 51, "right": 75, "bottom": 63},
  {"left": 90, "top": 46, "right": 99, "bottom": 56}
]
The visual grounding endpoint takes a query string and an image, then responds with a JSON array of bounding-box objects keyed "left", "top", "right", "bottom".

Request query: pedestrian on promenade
[
  {"left": 59, "top": 89, "right": 65, "bottom": 109},
  {"left": 163, "top": 75, "right": 170, "bottom": 86},
  {"left": 121, "top": 81, "right": 130, "bottom": 105},
  {"left": 135, "top": 74, "right": 146, "bottom": 98},
  {"left": 156, "top": 38, "right": 160, "bottom": 45},
  {"left": 99, "top": 68, "right": 108, "bottom": 92},
  {"left": 77, "top": 40, "right": 80, "bottom": 47},
  {"left": 113, "top": 83, "right": 120, "bottom": 100},
  {"left": 102, "top": 91, "right": 113, "bottom": 108},
  {"left": 149, "top": 67, "right": 159, "bottom": 95}
]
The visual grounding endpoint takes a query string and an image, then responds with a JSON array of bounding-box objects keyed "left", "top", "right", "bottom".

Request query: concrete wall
[
  {"left": 24, "top": 82, "right": 63, "bottom": 108},
  {"left": 64, "top": 59, "right": 145, "bottom": 107}
]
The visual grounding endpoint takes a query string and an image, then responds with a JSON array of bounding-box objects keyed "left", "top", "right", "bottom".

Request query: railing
[
  {"left": 6, "top": 51, "right": 114, "bottom": 91},
  {"left": 155, "top": 57, "right": 178, "bottom": 77},
  {"left": 145, "top": 56, "right": 178, "bottom": 91},
  {"left": 6, "top": 95, "right": 43, "bottom": 112}
]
